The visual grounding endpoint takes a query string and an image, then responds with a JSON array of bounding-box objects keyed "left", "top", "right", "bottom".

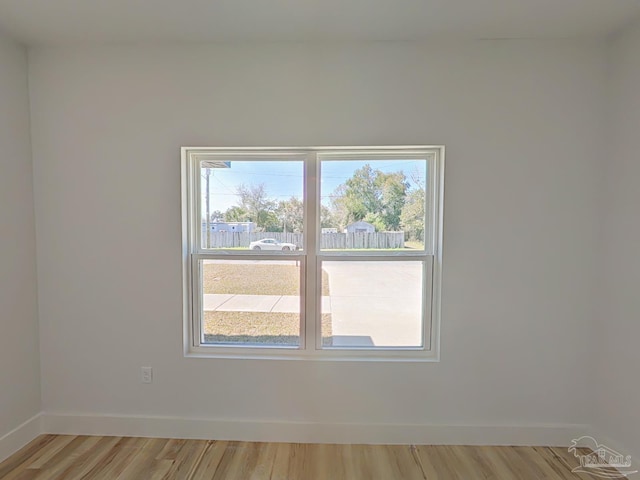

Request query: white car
[{"left": 249, "top": 238, "right": 298, "bottom": 251}]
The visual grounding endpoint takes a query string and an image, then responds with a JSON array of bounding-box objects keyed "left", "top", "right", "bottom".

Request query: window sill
[{"left": 185, "top": 346, "right": 440, "bottom": 362}]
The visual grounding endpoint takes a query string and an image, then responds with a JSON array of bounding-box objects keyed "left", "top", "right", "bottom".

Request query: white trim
[
  {"left": 182, "top": 146, "right": 444, "bottom": 360},
  {"left": 0, "top": 413, "right": 43, "bottom": 463},
  {"left": 182, "top": 146, "right": 445, "bottom": 152},
  {"left": 41, "top": 413, "right": 587, "bottom": 446},
  {"left": 431, "top": 146, "right": 444, "bottom": 360}
]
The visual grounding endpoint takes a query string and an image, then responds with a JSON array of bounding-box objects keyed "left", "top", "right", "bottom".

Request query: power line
[{"left": 204, "top": 192, "right": 302, "bottom": 197}]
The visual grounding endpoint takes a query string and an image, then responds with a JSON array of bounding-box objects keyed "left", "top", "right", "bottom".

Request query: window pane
[
  {"left": 200, "top": 160, "right": 304, "bottom": 251},
  {"left": 201, "top": 259, "right": 301, "bottom": 346},
  {"left": 320, "top": 261, "right": 423, "bottom": 348},
  {"left": 320, "top": 158, "right": 428, "bottom": 252}
]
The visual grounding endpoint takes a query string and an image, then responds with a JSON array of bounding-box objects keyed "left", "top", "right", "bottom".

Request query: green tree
[
  {"left": 400, "top": 187, "right": 426, "bottom": 242},
  {"left": 363, "top": 213, "right": 387, "bottom": 232},
  {"left": 320, "top": 205, "right": 337, "bottom": 229},
  {"left": 330, "top": 164, "right": 408, "bottom": 231},
  {"left": 233, "top": 183, "right": 279, "bottom": 231},
  {"left": 210, "top": 210, "right": 224, "bottom": 222},
  {"left": 329, "top": 184, "right": 350, "bottom": 230},
  {"left": 224, "top": 206, "right": 249, "bottom": 222},
  {"left": 342, "top": 164, "right": 380, "bottom": 223},
  {"left": 277, "top": 197, "right": 304, "bottom": 233},
  {"left": 376, "top": 171, "right": 409, "bottom": 230}
]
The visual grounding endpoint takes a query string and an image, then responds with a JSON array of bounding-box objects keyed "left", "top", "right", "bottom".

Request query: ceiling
[{"left": 1, "top": 0, "right": 639, "bottom": 46}]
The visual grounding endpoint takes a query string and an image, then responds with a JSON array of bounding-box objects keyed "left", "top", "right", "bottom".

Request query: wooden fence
[
  {"left": 320, "top": 232, "right": 404, "bottom": 249},
  {"left": 203, "top": 231, "right": 404, "bottom": 249},
  {"left": 204, "top": 232, "right": 303, "bottom": 249}
]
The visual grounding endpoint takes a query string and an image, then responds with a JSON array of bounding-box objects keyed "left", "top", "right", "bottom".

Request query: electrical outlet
[{"left": 141, "top": 366, "right": 153, "bottom": 384}]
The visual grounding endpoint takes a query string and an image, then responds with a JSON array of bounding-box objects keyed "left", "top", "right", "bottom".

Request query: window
[{"left": 182, "top": 147, "right": 444, "bottom": 360}]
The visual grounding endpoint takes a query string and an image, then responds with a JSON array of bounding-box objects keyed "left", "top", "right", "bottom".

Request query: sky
[{"left": 202, "top": 158, "right": 427, "bottom": 215}]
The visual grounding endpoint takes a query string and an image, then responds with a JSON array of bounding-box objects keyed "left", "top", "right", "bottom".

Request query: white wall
[
  {"left": 29, "top": 41, "right": 605, "bottom": 439},
  {"left": 0, "top": 37, "right": 40, "bottom": 438},
  {"left": 596, "top": 20, "right": 640, "bottom": 456}
]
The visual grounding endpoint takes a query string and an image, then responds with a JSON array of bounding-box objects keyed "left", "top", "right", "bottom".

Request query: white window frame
[{"left": 181, "top": 146, "right": 444, "bottom": 361}]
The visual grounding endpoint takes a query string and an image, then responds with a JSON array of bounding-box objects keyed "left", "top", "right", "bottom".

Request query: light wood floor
[{"left": 0, "top": 435, "right": 595, "bottom": 479}]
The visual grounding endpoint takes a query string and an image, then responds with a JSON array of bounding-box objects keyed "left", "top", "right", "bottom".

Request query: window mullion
[{"left": 304, "top": 153, "right": 319, "bottom": 352}]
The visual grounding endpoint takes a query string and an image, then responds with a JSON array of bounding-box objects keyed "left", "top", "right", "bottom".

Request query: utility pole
[
  {"left": 205, "top": 168, "right": 211, "bottom": 248},
  {"left": 200, "top": 159, "right": 230, "bottom": 248}
]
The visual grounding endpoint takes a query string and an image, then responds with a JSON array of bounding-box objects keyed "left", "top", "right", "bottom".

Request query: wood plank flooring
[{"left": 0, "top": 435, "right": 595, "bottom": 479}]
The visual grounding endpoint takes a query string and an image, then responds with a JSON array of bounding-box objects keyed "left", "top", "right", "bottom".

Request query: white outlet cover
[{"left": 141, "top": 366, "right": 153, "bottom": 383}]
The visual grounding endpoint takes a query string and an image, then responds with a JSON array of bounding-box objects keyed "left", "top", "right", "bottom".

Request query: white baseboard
[
  {"left": 587, "top": 427, "right": 639, "bottom": 464},
  {"left": 0, "top": 414, "right": 43, "bottom": 463},
  {"left": 42, "top": 413, "right": 589, "bottom": 446}
]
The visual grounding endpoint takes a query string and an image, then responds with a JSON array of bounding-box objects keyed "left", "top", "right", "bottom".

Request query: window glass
[
  {"left": 201, "top": 259, "right": 301, "bottom": 346},
  {"left": 200, "top": 160, "right": 304, "bottom": 251},
  {"left": 320, "top": 261, "right": 424, "bottom": 348},
  {"left": 320, "top": 158, "right": 428, "bottom": 252}
]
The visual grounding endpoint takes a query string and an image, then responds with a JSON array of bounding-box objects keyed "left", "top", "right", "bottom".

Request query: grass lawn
[
  {"left": 204, "top": 312, "right": 333, "bottom": 345},
  {"left": 322, "top": 243, "right": 425, "bottom": 252},
  {"left": 203, "top": 262, "right": 330, "bottom": 296},
  {"left": 203, "top": 262, "right": 333, "bottom": 345}
]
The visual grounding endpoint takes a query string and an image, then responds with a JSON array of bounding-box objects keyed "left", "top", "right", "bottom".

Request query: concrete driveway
[{"left": 321, "top": 261, "right": 423, "bottom": 347}]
